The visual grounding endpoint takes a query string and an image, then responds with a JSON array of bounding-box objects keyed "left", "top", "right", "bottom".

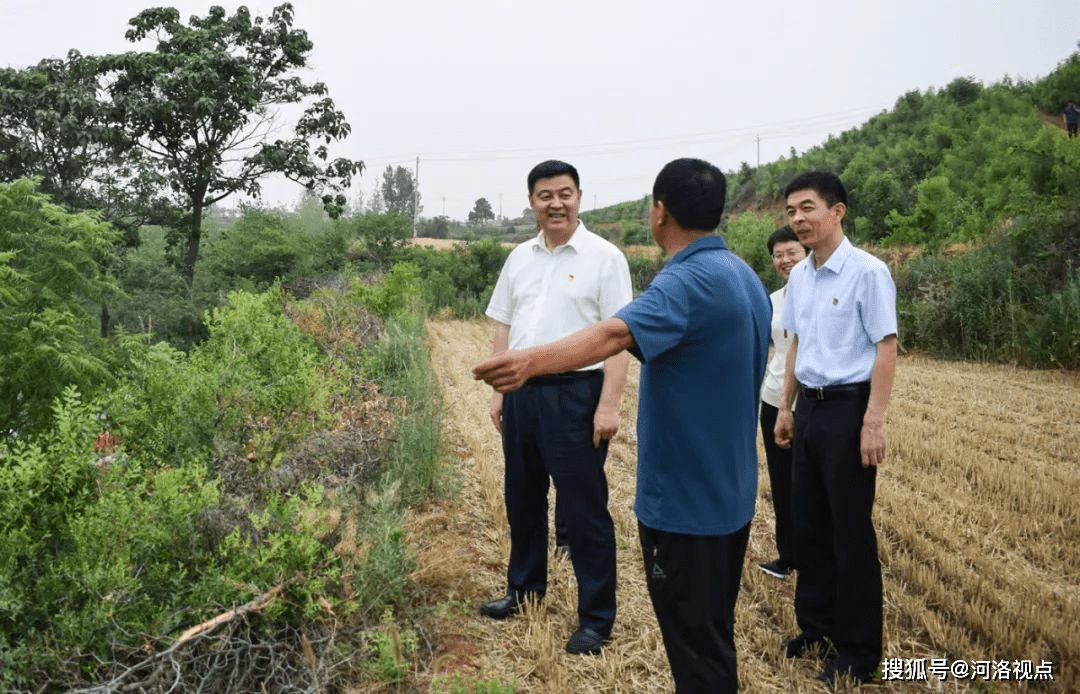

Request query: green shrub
[
  {"left": 620, "top": 219, "right": 651, "bottom": 245},
  {"left": 627, "top": 253, "right": 667, "bottom": 294},
  {"left": 111, "top": 241, "right": 210, "bottom": 350},
  {"left": 1027, "top": 265, "right": 1080, "bottom": 369},
  {"left": 0, "top": 179, "right": 120, "bottom": 434},
  {"left": 0, "top": 387, "right": 222, "bottom": 685},
  {"left": 350, "top": 262, "right": 423, "bottom": 320},
  {"left": 105, "top": 339, "right": 218, "bottom": 465},
  {"left": 107, "top": 284, "right": 331, "bottom": 466},
  {"left": 720, "top": 212, "right": 776, "bottom": 288},
  {"left": 203, "top": 207, "right": 301, "bottom": 288}
]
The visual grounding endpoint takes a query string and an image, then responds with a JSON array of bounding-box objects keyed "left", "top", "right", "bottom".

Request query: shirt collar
[
  {"left": 810, "top": 235, "right": 853, "bottom": 274},
  {"left": 529, "top": 221, "right": 587, "bottom": 254},
  {"left": 669, "top": 234, "right": 728, "bottom": 264}
]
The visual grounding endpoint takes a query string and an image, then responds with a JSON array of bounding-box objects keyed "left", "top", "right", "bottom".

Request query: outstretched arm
[{"left": 473, "top": 318, "right": 635, "bottom": 393}]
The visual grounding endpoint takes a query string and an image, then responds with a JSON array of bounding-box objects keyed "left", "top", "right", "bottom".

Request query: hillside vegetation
[{"left": 582, "top": 54, "right": 1080, "bottom": 369}]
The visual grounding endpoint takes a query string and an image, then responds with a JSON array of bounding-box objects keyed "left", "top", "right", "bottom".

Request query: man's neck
[
  {"left": 661, "top": 229, "right": 711, "bottom": 257},
  {"left": 541, "top": 221, "right": 578, "bottom": 250},
  {"left": 811, "top": 233, "right": 845, "bottom": 268}
]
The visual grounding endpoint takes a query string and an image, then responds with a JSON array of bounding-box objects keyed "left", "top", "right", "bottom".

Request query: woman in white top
[{"left": 758, "top": 226, "right": 808, "bottom": 579}]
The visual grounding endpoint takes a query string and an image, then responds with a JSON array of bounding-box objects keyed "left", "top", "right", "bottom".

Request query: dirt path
[{"left": 404, "top": 319, "right": 1078, "bottom": 694}]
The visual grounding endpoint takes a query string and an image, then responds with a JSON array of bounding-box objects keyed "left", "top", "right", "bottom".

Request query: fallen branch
[
  {"left": 173, "top": 584, "right": 283, "bottom": 647},
  {"left": 68, "top": 584, "right": 284, "bottom": 694}
]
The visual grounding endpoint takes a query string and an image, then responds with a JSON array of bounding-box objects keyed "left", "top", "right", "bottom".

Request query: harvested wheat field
[
  {"left": 397, "top": 319, "right": 1079, "bottom": 694},
  {"left": 411, "top": 237, "right": 516, "bottom": 250}
]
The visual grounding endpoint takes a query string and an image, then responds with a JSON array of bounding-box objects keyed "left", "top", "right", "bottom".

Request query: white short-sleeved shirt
[
  {"left": 760, "top": 285, "right": 794, "bottom": 408},
  {"left": 485, "top": 222, "right": 633, "bottom": 371},
  {"left": 781, "top": 236, "right": 897, "bottom": 388}
]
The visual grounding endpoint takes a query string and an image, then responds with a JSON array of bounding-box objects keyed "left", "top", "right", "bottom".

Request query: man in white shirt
[{"left": 479, "top": 160, "right": 632, "bottom": 656}]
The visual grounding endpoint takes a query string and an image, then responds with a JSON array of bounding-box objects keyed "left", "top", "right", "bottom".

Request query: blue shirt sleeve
[
  {"left": 858, "top": 262, "right": 898, "bottom": 344},
  {"left": 615, "top": 270, "right": 688, "bottom": 363}
]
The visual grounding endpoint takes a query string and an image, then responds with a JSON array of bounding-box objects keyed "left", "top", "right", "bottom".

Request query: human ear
[{"left": 831, "top": 201, "right": 847, "bottom": 223}]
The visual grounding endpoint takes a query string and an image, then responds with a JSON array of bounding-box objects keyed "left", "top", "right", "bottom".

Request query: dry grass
[
  {"left": 622, "top": 245, "right": 662, "bottom": 259},
  {"left": 410, "top": 238, "right": 658, "bottom": 256},
  {"left": 393, "top": 320, "right": 1078, "bottom": 693},
  {"left": 411, "top": 237, "right": 515, "bottom": 250}
]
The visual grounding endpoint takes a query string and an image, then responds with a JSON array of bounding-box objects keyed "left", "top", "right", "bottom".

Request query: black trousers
[
  {"left": 760, "top": 402, "right": 795, "bottom": 569},
  {"left": 501, "top": 371, "right": 616, "bottom": 635},
  {"left": 640, "top": 520, "right": 750, "bottom": 694},
  {"left": 792, "top": 391, "right": 882, "bottom": 676}
]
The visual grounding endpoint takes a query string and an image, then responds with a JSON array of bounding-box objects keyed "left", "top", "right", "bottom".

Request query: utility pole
[
  {"left": 756, "top": 135, "right": 761, "bottom": 168},
  {"left": 412, "top": 155, "right": 420, "bottom": 238},
  {"left": 499, "top": 192, "right": 503, "bottom": 221}
]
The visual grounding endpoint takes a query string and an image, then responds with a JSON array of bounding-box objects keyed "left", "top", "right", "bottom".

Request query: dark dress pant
[
  {"left": 760, "top": 402, "right": 795, "bottom": 569},
  {"left": 792, "top": 391, "right": 883, "bottom": 677},
  {"left": 640, "top": 521, "right": 751, "bottom": 694},
  {"left": 501, "top": 371, "right": 616, "bottom": 635}
]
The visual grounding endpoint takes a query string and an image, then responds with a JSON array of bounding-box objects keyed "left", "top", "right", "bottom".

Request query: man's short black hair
[
  {"left": 652, "top": 158, "right": 727, "bottom": 231},
  {"left": 783, "top": 170, "right": 848, "bottom": 209},
  {"left": 767, "top": 225, "right": 805, "bottom": 255},
  {"left": 528, "top": 160, "right": 580, "bottom": 195}
]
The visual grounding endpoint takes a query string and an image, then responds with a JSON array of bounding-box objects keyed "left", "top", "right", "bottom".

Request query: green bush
[
  {"left": 107, "top": 284, "right": 330, "bottom": 466},
  {"left": 1027, "top": 265, "right": 1080, "bottom": 369},
  {"left": 203, "top": 207, "right": 301, "bottom": 288},
  {"left": 382, "top": 239, "right": 509, "bottom": 318},
  {"left": 620, "top": 219, "right": 651, "bottom": 245},
  {"left": 0, "top": 256, "right": 451, "bottom": 689},
  {"left": 720, "top": 212, "right": 777, "bottom": 289},
  {"left": 0, "top": 179, "right": 120, "bottom": 434},
  {"left": 349, "top": 262, "right": 423, "bottom": 320},
  {"left": 627, "top": 253, "right": 667, "bottom": 294},
  {"left": 0, "top": 387, "right": 222, "bottom": 685},
  {"left": 111, "top": 240, "right": 210, "bottom": 350}
]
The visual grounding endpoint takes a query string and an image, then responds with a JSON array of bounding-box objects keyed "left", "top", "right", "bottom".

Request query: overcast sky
[{"left": 2, "top": 1, "right": 1077, "bottom": 221}]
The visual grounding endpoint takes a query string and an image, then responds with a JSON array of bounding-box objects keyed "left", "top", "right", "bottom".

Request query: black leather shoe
[
  {"left": 565, "top": 627, "right": 609, "bottom": 655},
  {"left": 818, "top": 659, "right": 875, "bottom": 685},
  {"left": 479, "top": 594, "right": 525, "bottom": 620},
  {"left": 783, "top": 633, "right": 837, "bottom": 660}
]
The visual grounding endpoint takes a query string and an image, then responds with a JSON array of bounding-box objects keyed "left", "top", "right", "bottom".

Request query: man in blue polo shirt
[
  {"left": 773, "top": 170, "right": 897, "bottom": 686},
  {"left": 473, "top": 158, "right": 771, "bottom": 694}
]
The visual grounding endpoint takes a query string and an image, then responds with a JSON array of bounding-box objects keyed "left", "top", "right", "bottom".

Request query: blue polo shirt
[{"left": 615, "top": 235, "right": 771, "bottom": 535}]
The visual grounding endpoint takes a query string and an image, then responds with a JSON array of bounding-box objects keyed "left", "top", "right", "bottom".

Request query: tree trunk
[
  {"left": 183, "top": 197, "right": 204, "bottom": 284},
  {"left": 100, "top": 303, "right": 110, "bottom": 338}
]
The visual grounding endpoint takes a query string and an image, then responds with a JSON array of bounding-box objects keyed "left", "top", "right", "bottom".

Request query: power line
[{"left": 358, "top": 105, "right": 887, "bottom": 167}]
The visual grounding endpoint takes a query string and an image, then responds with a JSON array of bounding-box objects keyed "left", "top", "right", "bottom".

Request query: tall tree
[
  {"left": 0, "top": 51, "right": 169, "bottom": 245},
  {"left": 468, "top": 197, "right": 494, "bottom": 225},
  {"left": 99, "top": 3, "right": 363, "bottom": 282},
  {"left": 380, "top": 164, "right": 421, "bottom": 218}
]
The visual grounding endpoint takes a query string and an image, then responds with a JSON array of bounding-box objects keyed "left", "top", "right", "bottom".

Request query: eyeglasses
[{"left": 772, "top": 250, "right": 805, "bottom": 261}]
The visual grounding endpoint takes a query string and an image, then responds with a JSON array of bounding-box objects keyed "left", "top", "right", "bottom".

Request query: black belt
[
  {"left": 799, "top": 382, "right": 870, "bottom": 401},
  {"left": 526, "top": 370, "right": 603, "bottom": 387}
]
